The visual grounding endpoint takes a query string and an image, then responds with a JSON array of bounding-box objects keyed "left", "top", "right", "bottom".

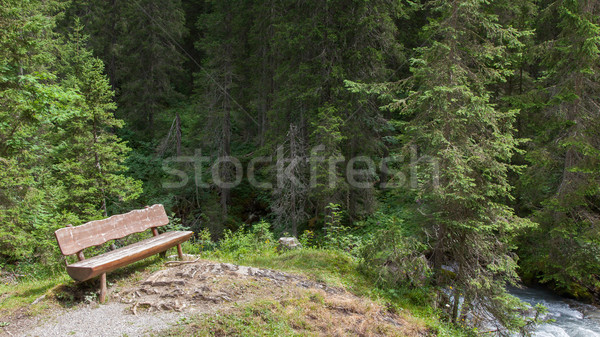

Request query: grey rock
[{"left": 278, "top": 237, "right": 302, "bottom": 251}]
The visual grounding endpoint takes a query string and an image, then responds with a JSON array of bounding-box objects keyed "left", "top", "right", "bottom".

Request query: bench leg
[
  {"left": 99, "top": 273, "right": 107, "bottom": 303},
  {"left": 177, "top": 244, "right": 184, "bottom": 260}
]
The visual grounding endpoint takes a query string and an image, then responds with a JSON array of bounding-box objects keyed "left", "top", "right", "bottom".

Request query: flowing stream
[{"left": 509, "top": 287, "right": 600, "bottom": 336}]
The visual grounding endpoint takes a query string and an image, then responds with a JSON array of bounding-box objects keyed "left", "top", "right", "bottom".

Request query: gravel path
[{"left": 21, "top": 302, "right": 183, "bottom": 337}]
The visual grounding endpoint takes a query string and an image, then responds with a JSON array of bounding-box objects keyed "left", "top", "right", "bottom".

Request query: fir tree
[
  {"left": 518, "top": 0, "right": 600, "bottom": 298},
  {"left": 0, "top": 0, "right": 81, "bottom": 261},
  {"left": 196, "top": 0, "right": 249, "bottom": 222},
  {"left": 52, "top": 21, "right": 142, "bottom": 218},
  {"left": 266, "top": 0, "right": 403, "bottom": 221},
  {"left": 359, "top": 0, "right": 533, "bottom": 328}
]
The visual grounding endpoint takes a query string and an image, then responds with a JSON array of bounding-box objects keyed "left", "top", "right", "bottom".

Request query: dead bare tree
[{"left": 271, "top": 124, "right": 309, "bottom": 236}]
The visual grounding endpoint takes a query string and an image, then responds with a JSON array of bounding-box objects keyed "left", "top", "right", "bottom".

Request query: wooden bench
[{"left": 54, "top": 204, "right": 193, "bottom": 303}]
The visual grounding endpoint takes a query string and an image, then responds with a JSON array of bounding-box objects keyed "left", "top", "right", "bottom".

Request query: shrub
[
  {"left": 322, "top": 203, "right": 363, "bottom": 257},
  {"left": 299, "top": 230, "right": 316, "bottom": 248},
  {"left": 216, "top": 221, "right": 275, "bottom": 259},
  {"left": 360, "top": 220, "right": 431, "bottom": 289}
]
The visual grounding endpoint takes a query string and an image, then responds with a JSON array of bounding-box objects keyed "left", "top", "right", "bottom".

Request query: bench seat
[
  {"left": 67, "top": 231, "right": 193, "bottom": 282},
  {"left": 55, "top": 204, "right": 194, "bottom": 302}
]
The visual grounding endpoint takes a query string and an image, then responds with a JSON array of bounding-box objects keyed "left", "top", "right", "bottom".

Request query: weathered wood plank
[
  {"left": 66, "top": 231, "right": 193, "bottom": 281},
  {"left": 54, "top": 204, "right": 169, "bottom": 256}
]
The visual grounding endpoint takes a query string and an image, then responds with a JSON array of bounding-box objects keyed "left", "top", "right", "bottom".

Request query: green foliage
[
  {"left": 298, "top": 230, "right": 316, "bottom": 249},
  {"left": 353, "top": 0, "right": 535, "bottom": 330},
  {"left": 360, "top": 221, "right": 431, "bottom": 289},
  {"left": 71, "top": 0, "right": 187, "bottom": 135},
  {"left": 515, "top": 0, "right": 600, "bottom": 299},
  {"left": 194, "top": 228, "right": 216, "bottom": 253},
  {"left": 160, "top": 214, "right": 189, "bottom": 233},
  {"left": 3, "top": 1, "right": 600, "bottom": 331},
  {"left": 322, "top": 203, "right": 362, "bottom": 256},
  {"left": 0, "top": 2, "right": 141, "bottom": 265},
  {"left": 0, "top": 0, "right": 76, "bottom": 263},
  {"left": 215, "top": 221, "right": 276, "bottom": 260},
  {"left": 190, "top": 218, "right": 472, "bottom": 336},
  {"left": 52, "top": 20, "right": 142, "bottom": 218}
]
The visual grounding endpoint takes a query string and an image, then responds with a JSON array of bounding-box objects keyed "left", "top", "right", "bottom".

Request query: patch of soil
[
  {"left": 115, "top": 260, "right": 342, "bottom": 314},
  {"left": 0, "top": 307, "right": 40, "bottom": 337},
  {"left": 119, "top": 260, "right": 426, "bottom": 336},
  {"left": 301, "top": 293, "right": 428, "bottom": 336}
]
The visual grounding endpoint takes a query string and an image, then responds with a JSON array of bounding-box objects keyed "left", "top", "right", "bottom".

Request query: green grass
[
  {"left": 162, "top": 291, "right": 421, "bottom": 337},
  {"left": 169, "top": 300, "right": 305, "bottom": 337},
  {"left": 0, "top": 273, "right": 70, "bottom": 312},
  {"left": 199, "top": 246, "right": 471, "bottom": 337},
  {"left": 205, "top": 247, "right": 368, "bottom": 290},
  {"left": 0, "top": 246, "right": 180, "bottom": 314}
]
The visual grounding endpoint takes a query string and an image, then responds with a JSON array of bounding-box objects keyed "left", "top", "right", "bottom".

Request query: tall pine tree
[
  {"left": 0, "top": 0, "right": 78, "bottom": 261},
  {"left": 52, "top": 21, "right": 142, "bottom": 218},
  {"left": 518, "top": 0, "right": 600, "bottom": 299},
  {"left": 361, "top": 0, "right": 533, "bottom": 328}
]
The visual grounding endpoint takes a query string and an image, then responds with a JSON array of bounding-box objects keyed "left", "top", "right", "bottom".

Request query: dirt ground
[
  {"left": 2, "top": 259, "right": 424, "bottom": 337},
  {"left": 116, "top": 260, "right": 343, "bottom": 314}
]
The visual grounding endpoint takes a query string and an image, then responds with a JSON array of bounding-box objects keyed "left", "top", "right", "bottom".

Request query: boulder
[{"left": 278, "top": 237, "right": 302, "bottom": 251}]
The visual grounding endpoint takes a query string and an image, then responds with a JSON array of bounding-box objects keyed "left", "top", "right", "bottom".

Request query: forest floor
[{"left": 1, "top": 258, "right": 429, "bottom": 336}]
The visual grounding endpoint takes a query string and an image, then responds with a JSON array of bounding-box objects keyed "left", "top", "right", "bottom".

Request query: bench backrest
[{"left": 54, "top": 204, "right": 169, "bottom": 256}]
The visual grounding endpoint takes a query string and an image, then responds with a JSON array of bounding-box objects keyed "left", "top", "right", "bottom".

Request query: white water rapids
[{"left": 510, "top": 287, "right": 600, "bottom": 337}]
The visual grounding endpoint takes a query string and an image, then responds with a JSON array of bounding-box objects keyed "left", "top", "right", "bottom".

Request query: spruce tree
[
  {"left": 369, "top": 0, "right": 532, "bottom": 328},
  {"left": 52, "top": 21, "right": 142, "bottom": 218},
  {"left": 116, "top": 0, "right": 187, "bottom": 135},
  {"left": 518, "top": 0, "right": 600, "bottom": 299},
  {"left": 71, "top": 0, "right": 187, "bottom": 135},
  {"left": 264, "top": 0, "right": 403, "bottom": 222},
  {"left": 0, "top": 0, "right": 82, "bottom": 261},
  {"left": 196, "top": 0, "right": 250, "bottom": 222}
]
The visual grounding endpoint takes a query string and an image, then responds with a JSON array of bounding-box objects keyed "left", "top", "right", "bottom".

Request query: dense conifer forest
[{"left": 1, "top": 0, "right": 599, "bottom": 333}]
